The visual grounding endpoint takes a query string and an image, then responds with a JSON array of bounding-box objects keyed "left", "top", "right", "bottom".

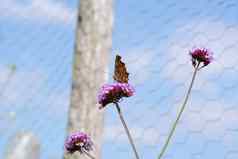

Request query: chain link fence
[{"left": 0, "top": 0, "right": 238, "bottom": 159}]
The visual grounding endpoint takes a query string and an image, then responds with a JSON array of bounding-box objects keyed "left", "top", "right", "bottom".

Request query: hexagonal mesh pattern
[{"left": 0, "top": 0, "right": 238, "bottom": 159}]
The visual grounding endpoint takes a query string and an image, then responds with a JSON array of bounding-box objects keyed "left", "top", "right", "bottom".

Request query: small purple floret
[
  {"left": 65, "top": 132, "right": 93, "bottom": 154},
  {"left": 189, "top": 47, "right": 213, "bottom": 68},
  {"left": 98, "top": 82, "right": 135, "bottom": 109}
]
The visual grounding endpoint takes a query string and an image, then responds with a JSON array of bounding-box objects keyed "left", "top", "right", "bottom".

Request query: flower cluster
[
  {"left": 64, "top": 48, "right": 213, "bottom": 158},
  {"left": 98, "top": 82, "right": 135, "bottom": 109},
  {"left": 189, "top": 47, "right": 213, "bottom": 68},
  {"left": 65, "top": 132, "right": 93, "bottom": 154}
]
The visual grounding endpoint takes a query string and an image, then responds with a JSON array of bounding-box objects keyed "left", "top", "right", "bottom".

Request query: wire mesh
[{"left": 0, "top": 0, "right": 238, "bottom": 159}]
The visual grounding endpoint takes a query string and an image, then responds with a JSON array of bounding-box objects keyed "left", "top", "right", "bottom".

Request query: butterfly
[{"left": 113, "top": 55, "right": 129, "bottom": 83}]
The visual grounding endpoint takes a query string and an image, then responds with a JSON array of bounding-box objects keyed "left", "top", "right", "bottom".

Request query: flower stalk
[
  {"left": 158, "top": 62, "right": 200, "bottom": 159},
  {"left": 82, "top": 148, "right": 96, "bottom": 159},
  {"left": 114, "top": 102, "right": 140, "bottom": 159}
]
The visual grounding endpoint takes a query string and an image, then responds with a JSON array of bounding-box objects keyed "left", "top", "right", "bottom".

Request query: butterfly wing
[{"left": 113, "top": 55, "right": 129, "bottom": 83}]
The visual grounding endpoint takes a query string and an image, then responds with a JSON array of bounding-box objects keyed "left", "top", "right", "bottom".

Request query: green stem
[
  {"left": 115, "top": 103, "right": 140, "bottom": 159},
  {"left": 158, "top": 63, "right": 200, "bottom": 159}
]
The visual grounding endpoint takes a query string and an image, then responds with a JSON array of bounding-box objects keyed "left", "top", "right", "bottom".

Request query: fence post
[
  {"left": 4, "top": 132, "right": 40, "bottom": 159},
  {"left": 64, "top": 0, "right": 113, "bottom": 159}
]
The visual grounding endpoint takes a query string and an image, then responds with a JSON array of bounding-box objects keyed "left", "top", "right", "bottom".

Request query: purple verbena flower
[
  {"left": 65, "top": 132, "right": 93, "bottom": 154},
  {"left": 189, "top": 47, "right": 213, "bottom": 68},
  {"left": 98, "top": 82, "right": 135, "bottom": 109}
]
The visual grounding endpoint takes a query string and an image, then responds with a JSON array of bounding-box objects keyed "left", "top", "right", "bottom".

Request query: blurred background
[{"left": 0, "top": 0, "right": 238, "bottom": 159}]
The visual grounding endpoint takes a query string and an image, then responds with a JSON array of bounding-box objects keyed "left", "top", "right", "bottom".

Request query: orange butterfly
[{"left": 113, "top": 55, "right": 129, "bottom": 83}]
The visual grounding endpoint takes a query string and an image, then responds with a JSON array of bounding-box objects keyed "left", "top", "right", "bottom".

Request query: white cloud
[
  {"left": 103, "top": 100, "right": 238, "bottom": 148},
  {"left": 0, "top": 66, "right": 47, "bottom": 106},
  {"left": 0, "top": 65, "right": 47, "bottom": 135},
  {"left": 0, "top": 64, "right": 70, "bottom": 111},
  {"left": 0, "top": 0, "right": 76, "bottom": 25},
  {"left": 103, "top": 125, "right": 160, "bottom": 146},
  {"left": 161, "top": 20, "right": 238, "bottom": 137},
  {"left": 162, "top": 20, "right": 238, "bottom": 84},
  {"left": 123, "top": 50, "right": 157, "bottom": 85}
]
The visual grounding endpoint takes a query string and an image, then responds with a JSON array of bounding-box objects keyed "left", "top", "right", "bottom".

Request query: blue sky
[{"left": 0, "top": 0, "right": 238, "bottom": 159}]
